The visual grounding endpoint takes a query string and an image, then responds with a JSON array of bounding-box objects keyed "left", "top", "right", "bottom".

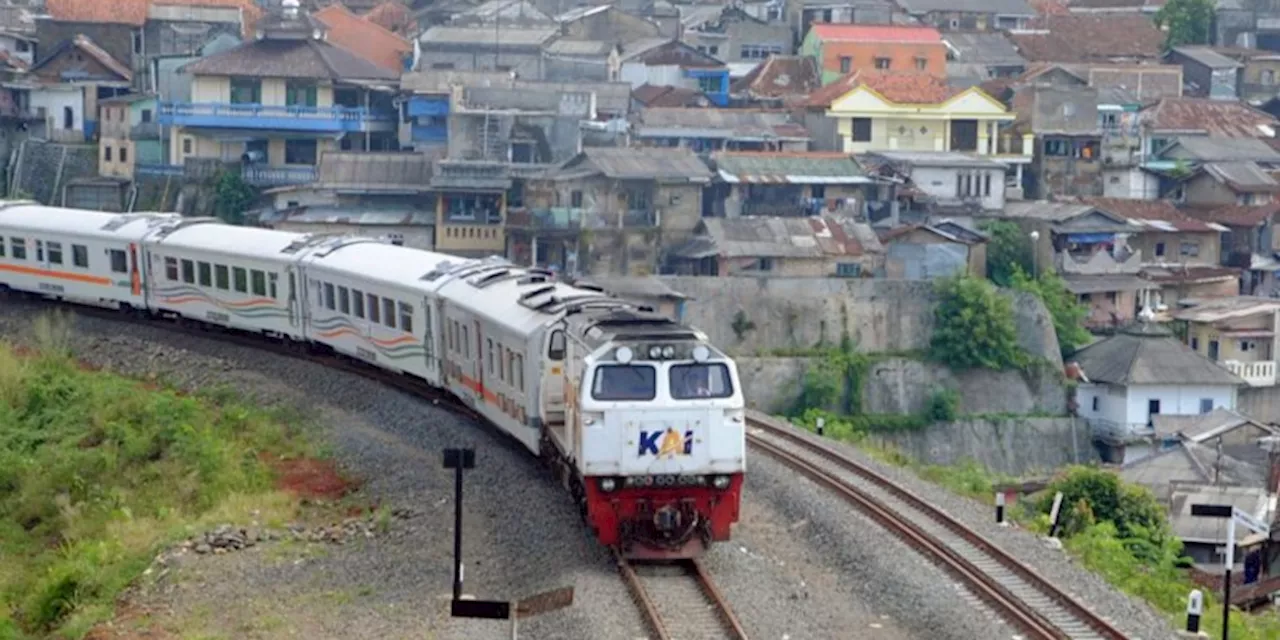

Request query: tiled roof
[
  {"left": 896, "top": 0, "right": 1034, "bottom": 14},
  {"left": 181, "top": 37, "right": 400, "bottom": 80},
  {"left": 1072, "top": 322, "right": 1244, "bottom": 385},
  {"left": 1182, "top": 204, "right": 1280, "bottom": 227},
  {"left": 1084, "top": 197, "right": 1228, "bottom": 232},
  {"left": 692, "top": 216, "right": 884, "bottom": 259},
  {"left": 1010, "top": 15, "right": 1164, "bottom": 62},
  {"left": 1141, "top": 97, "right": 1278, "bottom": 137},
  {"left": 808, "top": 23, "right": 941, "bottom": 43},
  {"left": 731, "top": 56, "right": 821, "bottom": 101},
  {"left": 565, "top": 147, "right": 713, "bottom": 181},
  {"left": 1012, "top": 62, "right": 1183, "bottom": 104},
  {"left": 1162, "top": 136, "right": 1280, "bottom": 162},
  {"left": 33, "top": 34, "right": 132, "bottom": 81},
  {"left": 314, "top": 4, "right": 410, "bottom": 72},
  {"left": 362, "top": 1, "right": 416, "bottom": 35},
  {"left": 1028, "top": 0, "right": 1071, "bottom": 14},
  {"left": 943, "top": 32, "right": 1026, "bottom": 66},
  {"left": 1201, "top": 162, "right": 1280, "bottom": 192},
  {"left": 631, "top": 84, "right": 710, "bottom": 107},
  {"left": 635, "top": 108, "right": 809, "bottom": 139},
  {"left": 1171, "top": 46, "right": 1243, "bottom": 69},
  {"left": 807, "top": 70, "right": 962, "bottom": 107},
  {"left": 46, "top": 0, "right": 261, "bottom": 30},
  {"left": 419, "top": 25, "right": 558, "bottom": 48}
]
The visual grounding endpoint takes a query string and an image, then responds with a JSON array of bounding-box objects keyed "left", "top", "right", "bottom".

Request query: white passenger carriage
[
  {"left": 298, "top": 238, "right": 456, "bottom": 381},
  {"left": 0, "top": 202, "right": 181, "bottom": 309},
  {"left": 144, "top": 220, "right": 310, "bottom": 339}
]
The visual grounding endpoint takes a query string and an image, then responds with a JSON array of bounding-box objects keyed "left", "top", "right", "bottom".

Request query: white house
[
  {"left": 0, "top": 30, "right": 35, "bottom": 67},
  {"left": 869, "top": 151, "right": 1008, "bottom": 211},
  {"left": 1072, "top": 322, "right": 1245, "bottom": 464}
]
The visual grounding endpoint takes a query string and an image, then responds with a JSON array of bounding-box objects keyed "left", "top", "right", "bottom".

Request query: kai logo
[{"left": 638, "top": 428, "right": 693, "bottom": 457}]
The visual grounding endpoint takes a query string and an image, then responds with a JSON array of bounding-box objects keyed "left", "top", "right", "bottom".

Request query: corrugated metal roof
[
  {"left": 1172, "top": 46, "right": 1243, "bottom": 69},
  {"left": 563, "top": 147, "right": 713, "bottom": 181},
  {"left": 419, "top": 25, "right": 557, "bottom": 47},
  {"left": 897, "top": 0, "right": 1034, "bottom": 14},
  {"left": 713, "top": 151, "right": 869, "bottom": 184},
  {"left": 268, "top": 205, "right": 433, "bottom": 225},
  {"left": 1203, "top": 161, "right": 1280, "bottom": 191},
  {"left": 691, "top": 216, "right": 884, "bottom": 259},
  {"left": 636, "top": 108, "right": 809, "bottom": 140}
]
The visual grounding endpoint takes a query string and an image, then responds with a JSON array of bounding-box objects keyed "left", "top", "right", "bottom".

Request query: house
[
  {"left": 894, "top": 0, "right": 1035, "bottom": 31},
  {"left": 511, "top": 146, "right": 712, "bottom": 275},
  {"left": 1007, "top": 14, "right": 1165, "bottom": 64},
  {"left": 97, "top": 93, "right": 161, "bottom": 180},
  {"left": 1168, "top": 485, "right": 1275, "bottom": 569},
  {"left": 1139, "top": 98, "right": 1279, "bottom": 159},
  {"left": 631, "top": 108, "right": 810, "bottom": 153},
  {"left": 363, "top": 1, "right": 417, "bottom": 36},
  {"left": 788, "top": 0, "right": 901, "bottom": 46},
  {"left": 1182, "top": 203, "right": 1280, "bottom": 292},
  {"left": 678, "top": 6, "right": 791, "bottom": 67},
  {"left": 553, "top": 4, "right": 660, "bottom": 44},
  {"left": 866, "top": 150, "right": 1010, "bottom": 211},
  {"left": 1071, "top": 322, "right": 1245, "bottom": 462},
  {"left": 542, "top": 39, "right": 618, "bottom": 83},
  {"left": 1065, "top": 0, "right": 1163, "bottom": 14},
  {"left": 1211, "top": 47, "right": 1280, "bottom": 106},
  {"left": 878, "top": 219, "right": 989, "bottom": 279},
  {"left": 0, "top": 29, "right": 35, "bottom": 67},
  {"left": 942, "top": 32, "right": 1028, "bottom": 89},
  {"left": 631, "top": 84, "right": 711, "bottom": 108},
  {"left": 430, "top": 159, "right": 510, "bottom": 257},
  {"left": 1174, "top": 297, "right": 1280, "bottom": 388},
  {"left": 1010, "top": 84, "right": 1105, "bottom": 198},
  {"left": 729, "top": 55, "right": 821, "bottom": 107},
  {"left": 452, "top": 0, "right": 553, "bottom": 26},
  {"left": 618, "top": 39, "right": 730, "bottom": 107},
  {"left": 160, "top": 3, "right": 400, "bottom": 188},
  {"left": 27, "top": 34, "right": 131, "bottom": 143},
  {"left": 663, "top": 216, "right": 885, "bottom": 277},
  {"left": 1122, "top": 408, "right": 1279, "bottom": 500},
  {"left": 799, "top": 24, "right": 946, "bottom": 85},
  {"left": 313, "top": 3, "right": 411, "bottom": 73},
  {"left": 1179, "top": 162, "right": 1280, "bottom": 208},
  {"left": 802, "top": 70, "right": 1023, "bottom": 162},
  {"left": 416, "top": 25, "right": 558, "bottom": 78},
  {"left": 447, "top": 81, "right": 598, "bottom": 164},
  {"left": 706, "top": 151, "right": 875, "bottom": 218},
  {"left": 150, "top": 32, "right": 240, "bottom": 110},
  {"left": 1165, "top": 47, "right": 1243, "bottom": 102}
]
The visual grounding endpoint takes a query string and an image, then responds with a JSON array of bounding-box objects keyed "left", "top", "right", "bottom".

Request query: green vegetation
[
  {"left": 979, "top": 220, "right": 1035, "bottom": 288},
  {"left": 212, "top": 169, "right": 255, "bottom": 225},
  {"left": 1010, "top": 267, "right": 1092, "bottom": 357},
  {"left": 930, "top": 275, "right": 1025, "bottom": 371},
  {"left": 0, "top": 316, "right": 315, "bottom": 638},
  {"left": 1155, "top": 0, "right": 1215, "bottom": 48}
]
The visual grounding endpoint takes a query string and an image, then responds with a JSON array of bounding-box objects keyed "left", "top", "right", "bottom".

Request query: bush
[
  {"left": 930, "top": 275, "right": 1024, "bottom": 371},
  {"left": 212, "top": 170, "right": 255, "bottom": 225},
  {"left": 1037, "top": 466, "right": 1171, "bottom": 546},
  {"left": 925, "top": 389, "right": 960, "bottom": 422},
  {"left": 979, "top": 220, "right": 1035, "bottom": 287},
  {"left": 1010, "top": 267, "right": 1091, "bottom": 357}
]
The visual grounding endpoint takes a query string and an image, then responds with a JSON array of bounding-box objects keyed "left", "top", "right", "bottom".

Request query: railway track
[
  {"left": 747, "top": 415, "right": 1129, "bottom": 640},
  {"left": 615, "top": 550, "right": 749, "bottom": 640}
]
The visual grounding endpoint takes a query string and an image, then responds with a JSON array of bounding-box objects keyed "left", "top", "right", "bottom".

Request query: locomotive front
[{"left": 575, "top": 332, "right": 746, "bottom": 560}]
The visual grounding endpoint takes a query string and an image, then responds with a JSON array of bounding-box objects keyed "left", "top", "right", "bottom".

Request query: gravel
[{"left": 746, "top": 414, "right": 1181, "bottom": 640}]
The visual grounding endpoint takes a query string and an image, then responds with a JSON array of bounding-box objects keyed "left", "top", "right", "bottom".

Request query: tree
[
  {"left": 978, "top": 220, "right": 1034, "bottom": 287},
  {"left": 212, "top": 170, "right": 255, "bottom": 225},
  {"left": 1010, "top": 266, "right": 1092, "bottom": 357},
  {"left": 1037, "top": 467, "right": 1172, "bottom": 548},
  {"left": 1155, "top": 0, "right": 1215, "bottom": 49},
  {"left": 929, "top": 275, "right": 1025, "bottom": 371}
]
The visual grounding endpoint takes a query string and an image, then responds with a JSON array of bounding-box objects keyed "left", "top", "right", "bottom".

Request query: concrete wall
[
  {"left": 869, "top": 416, "right": 1098, "bottom": 475},
  {"left": 11, "top": 139, "right": 97, "bottom": 204},
  {"left": 1236, "top": 385, "right": 1280, "bottom": 424}
]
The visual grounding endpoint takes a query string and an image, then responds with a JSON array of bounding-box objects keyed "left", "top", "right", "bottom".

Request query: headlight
[
  {"left": 599, "top": 478, "right": 617, "bottom": 492},
  {"left": 649, "top": 345, "right": 662, "bottom": 358},
  {"left": 662, "top": 346, "right": 675, "bottom": 358},
  {"left": 712, "top": 475, "right": 731, "bottom": 490}
]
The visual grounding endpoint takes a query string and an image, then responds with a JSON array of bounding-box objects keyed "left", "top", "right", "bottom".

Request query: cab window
[
  {"left": 592, "top": 365, "right": 656, "bottom": 401},
  {"left": 670, "top": 363, "right": 733, "bottom": 399},
  {"left": 548, "top": 330, "right": 565, "bottom": 360}
]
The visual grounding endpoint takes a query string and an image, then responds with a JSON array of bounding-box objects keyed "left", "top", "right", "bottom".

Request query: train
[{"left": 0, "top": 201, "right": 745, "bottom": 559}]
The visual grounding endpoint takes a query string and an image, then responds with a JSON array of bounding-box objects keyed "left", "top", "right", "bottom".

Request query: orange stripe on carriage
[{"left": 0, "top": 262, "right": 112, "bottom": 285}]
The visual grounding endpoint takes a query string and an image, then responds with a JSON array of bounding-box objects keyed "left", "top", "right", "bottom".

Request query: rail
[
  {"left": 746, "top": 413, "right": 1128, "bottom": 640},
  {"left": 614, "top": 549, "right": 749, "bottom": 640}
]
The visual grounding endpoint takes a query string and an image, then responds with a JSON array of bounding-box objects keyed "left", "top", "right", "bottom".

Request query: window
[
  {"left": 1192, "top": 337, "right": 1200, "bottom": 351},
  {"left": 197, "top": 261, "right": 212, "bottom": 286},
  {"left": 708, "top": 45, "right": 718, "bottom": 56},
  {"left": 120, "top": 147, "right": 127, "bottom": 163},
  {"left": 229, "top": 77, "right": 261, "bottom": 104},
  {"left": 670, "top": 363, "right": 734, "bottom": 399},
  {"left": 850, "top": 117, "right": 872, "bottom": 142},
  {"left": 285, "top": 80, "right": 318, "bottom": 107},
  {"left": 352, "top": 289, "right": 365, "bottom": 318},
  {"left": 62, "top": 106, "right": 73, "bottom": 130},
  {"left": 570, "top": 190, "right": 583, "bottom": 208},
  {"left": 338, "top": 287, "right": 350, "bottom": 314},
  {"left": 839, "top": 56, "right": 851, "bottom": 73},
  {"left": 461, "top": 325, "right": 470, "bottom": 358},
  {"left": 914, "top": 57, "right": 927, "bottom": 71},
  {"left": 383, "top": 298, "right": 396, "bottom": 328},
  {"left": 250, "top": 270, "right": 267, "bottom": 296},
  {"left": 1200, "top": 398, "right": 1214, "bottom": 414},
  {"left": 34, "top": 240, "right": 42, "bottom": 261},
  {"left": 549, "top": 330, "right": 565, "bottom": 360},
  {"left": 164, "top": 256, "right": 178, "bottom": 280},
  {"left": 1155, "top": 242, "right": 1166, "bottom": 257},
  {"left": 487, "top": 338, "right": 495, "bottom": 374},
  {"left": 181, "top": 259, "right": 195, "bottom": 283},
  {"left": 499, "top": 345, "right": 507, "bottom": 381},
  {"left": 104, "top": 146, "right": 112, "bottom": 162},
  {"left": 1091, "top": 396, "right": 1099, "bottom": 411},
  {"left": 367, "top": 294, "right": 380, "bottom": 323},
  {"left": 399, "top": 302, "right": 413, "bottom": 333},
  {"left": 836, "top": 263, "right": 862, "bottom": 277},
  {"left": 108, "top": 249, "right": 126, "bottom": 272},
  {"left": 515, "top": 354, "right": 523, "bottom": 391},
  {"left": 323, "top": 283, "right": 335, "bottom": 310},
  {"left": 285, "top": 139, "right": 318, "bottom": 165},
  {"left": 1106, "top": 291, "right": 1117, "bottom": 303},
  {"left": 15, "top": 40, "right": 27, "bottom": 53},
  {"left": 9, "top": 237, "right": 23, "bottom": 260},
  {"left": 233, "top": 267, "right": 247, "bottom": 293},
  {"left": 592, "top": 365, "right": 657, "bottom": 401},
  {"left": 0, "top": 239, "right": 5, "bottom": 257},
  {"left": 141, "top": 108, "right": 152, "bottom": 123},
  {"left": 214, "top": 264, "right": 229, "bottom": 289},
  {"left": 1180, "top": 242, "right": 1200, "bottom": 257},
  {"left": 1265, "top": 69, "right": 1277, "bottom": 86},
  {"left": 983, "top": 173, "right": 992, "bottom": 197},
  {"left": 132, "top": 31, "right": 141, "bottom": 54},
  {"left": 268, "top": 273, "right": 278, "bottom": 299},
  {"left": 182, "top": 137, "right": 193, "bottom": 155},
  {"left": 47, "top": 241, "right": 62, "bottom": 265},
  {"left": 874, "top": 57, "right": 890, "bottom": 69}
]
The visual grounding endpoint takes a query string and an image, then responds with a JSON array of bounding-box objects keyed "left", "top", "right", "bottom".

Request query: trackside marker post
[
  {"left": 1186, "top": 589, "right": 1203, "bottom": 633},
  {"left": 816, "top": 417, "right": 825, "bottom": 437},
  {"left": 443, "top": 447, "right": 475, "bottom": 602},
  {"left": 995, "top": 491, "right": 1006, "bottom": 525},
  {"left": 1048, "top": 491, "right": 1065, "bottom": 538}
]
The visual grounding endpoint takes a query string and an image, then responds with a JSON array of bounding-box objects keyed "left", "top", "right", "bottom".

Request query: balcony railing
[
  {"left": 135, "top": 163, "right": 183, "bottom": 178},
  {"left": 507, "top": 207, "right": 659, "bottom": 231},
  {"left": 1221, "top": 359, "right": 1277, "bottom": 387},
  {"left": 159, "top": 102, "right": 395, "bottom": 133},
  {"left": 241, "top": 165, "right": 317, "bottom": 187}
]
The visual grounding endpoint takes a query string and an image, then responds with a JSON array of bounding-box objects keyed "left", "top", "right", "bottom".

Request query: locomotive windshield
[
  {"left": 592, "top": 364, "right": 657, "bottom": 400},
  {"left": 670, "top": 363, "right": 734, "bottom": 400}
]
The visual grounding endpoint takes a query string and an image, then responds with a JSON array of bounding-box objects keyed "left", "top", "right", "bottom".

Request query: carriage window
[
  {"left": 399, "top": 302, "right": 413, "bottom": 333},
  {"left": 47, "top": 242, "right": 62, "bottom": 265},
  {"left": 233, "top": 267, "right": 247, "bottom": 293},
  {"left": 352, "top": 289, "right": 365, "bottom": 318},
  {"left": 0, "top": 237, "right": 6, "bottom": 257},
  {"left": 338, "top": 287, "right": 350, "bottom": 314},
  {"left": 71, "top": 244, "right": 87, "bottom": 267},
  {"left": 486, "top": 339, "right": 494, "bottom": 374},
  {"left": 9, "top": 237, "right": 23, "bottom": 260},
  {"left": 108, "top": 249, "right": 126, "bottom": 272},
  {"left": 250, "top": 270, "right": 267, "bottom": 296},
  {"left": 383, "top": 298, "right": 396, "bottom": 329},
  {"left": 35, "top": 240, "right": 42, "bottom": 261},
  {"left": 507, "top": 350, "right": 515, "bottom": 385},
  {"left": 670, "top": 363, "right": 734, "bottom": 399},
  {"left": 462, "top": 325, "right": 470, "bottom": 358},
  {"left": 322, "top": 283, "right": 335, "bottom": 310},
  {"left": 592, "top": 365, "right": 657, "bottom": 401},
  {"left": 164, "top": 257, "right": 178, "bottom": 280},
  {"left": 197, "top": 261, "right": 212, "bottom": 286},
  {"left": 548, "top": 330, "right": 565, "bottom": 360},
  {"left": 181, "top": 259, "right": 195, "bottom": 284},
  {"left": 268, "top": 273, "right": 278, "bottom": 299},
  {"left": 515, "top": 354, "right": 524, "bottom": 391},
  {"left": 215, "top": 264, "right": 229, "bottom": 290},
  {"left": 367, "top": 294, "right": 380, "bottom": 323},
  {"left": 498, "top": 346, "right": 506, "bottom": 381}
]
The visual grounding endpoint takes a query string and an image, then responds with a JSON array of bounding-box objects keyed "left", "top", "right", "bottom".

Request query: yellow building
[{"left": 1174, "top": 297, "right": 1280, "bottom": 388}]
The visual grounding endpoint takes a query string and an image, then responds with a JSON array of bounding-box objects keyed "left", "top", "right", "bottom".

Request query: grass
[{"left": 0, "top": 317, "right": 319, "bottom": 639}]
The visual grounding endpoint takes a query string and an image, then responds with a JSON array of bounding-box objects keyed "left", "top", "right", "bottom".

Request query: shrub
[
  {"left": 929, "top": 275, "right": 1024, "bottom": 371},
  {"left": 925, "top": 389, "right": 960, "bottom": 422},
  {"left": 979, "top": 220, "right": 1035, "bottom": 287}
]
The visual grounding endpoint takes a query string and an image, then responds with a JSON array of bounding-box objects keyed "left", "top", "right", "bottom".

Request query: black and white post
[
  {"left": 1047, "top": 491, "right": 1065, "bottom": 538},
  {"left": 1188, "top": 502, "right": 1271, "bottom": 640},
  {"left": 443, "top": 447, "right": 476, "bottom": 602},
  {"left": 995, "top": 491, "right": 1006, "bottom": 525},
  {"left": 1185, "top": 589, "right": 1203, "bottom": 634},
  {"left": 816, "top": 417, "right": 825, "bottom": 437}
]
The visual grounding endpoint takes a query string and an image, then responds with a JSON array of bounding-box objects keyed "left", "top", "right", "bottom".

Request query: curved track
[
  {"left": 615, "top": 550, "right": 750, "bottom": 640},
  {"left": 747, "top": 415, "right": 1128, "bottom": 640}
]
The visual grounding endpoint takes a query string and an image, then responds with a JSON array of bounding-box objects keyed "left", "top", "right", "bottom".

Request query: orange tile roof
[
  {"left": 46, "top": 0, "right": 262, "bottom": 34},
  {"left": 362, "top": 1, "right": 415, "bottom": 36},
  {"left": 807, "top": 70, "right": 960, "bottom": 107},
  {"left": 809, "top": 24, "right": 941, "bottom": 43},
  {"left": 314, "top": 4, "right": 411, "bottom": 73}
]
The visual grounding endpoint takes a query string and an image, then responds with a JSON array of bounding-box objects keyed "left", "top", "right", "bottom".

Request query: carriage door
[
  {"left": 474, "top": 320, "right": 485, "bottom": 402},
  {"left": 286, "top": 270, "right": 300, "bottom": 328},
  {"left": 542, "top": 329, "right": 566, "bottom": 425},
  {"left": 422, "top": 298, "right": 436, "bottom": 378}
]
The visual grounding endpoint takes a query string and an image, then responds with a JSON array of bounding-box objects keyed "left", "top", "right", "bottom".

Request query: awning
[
  {"left": 1066, "top": 232, "right": 1115, "bottom": 243},
  {"left": 182, "top": 127, "right": 344, "bottom": 142},
  {"left": 717, "top": 168, "right": 873, "bottom": 185}
]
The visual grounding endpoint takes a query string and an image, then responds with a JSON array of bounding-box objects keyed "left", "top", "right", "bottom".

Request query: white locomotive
[{"left": 0, "top": 202, "right": 745, "bottom": 558}]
